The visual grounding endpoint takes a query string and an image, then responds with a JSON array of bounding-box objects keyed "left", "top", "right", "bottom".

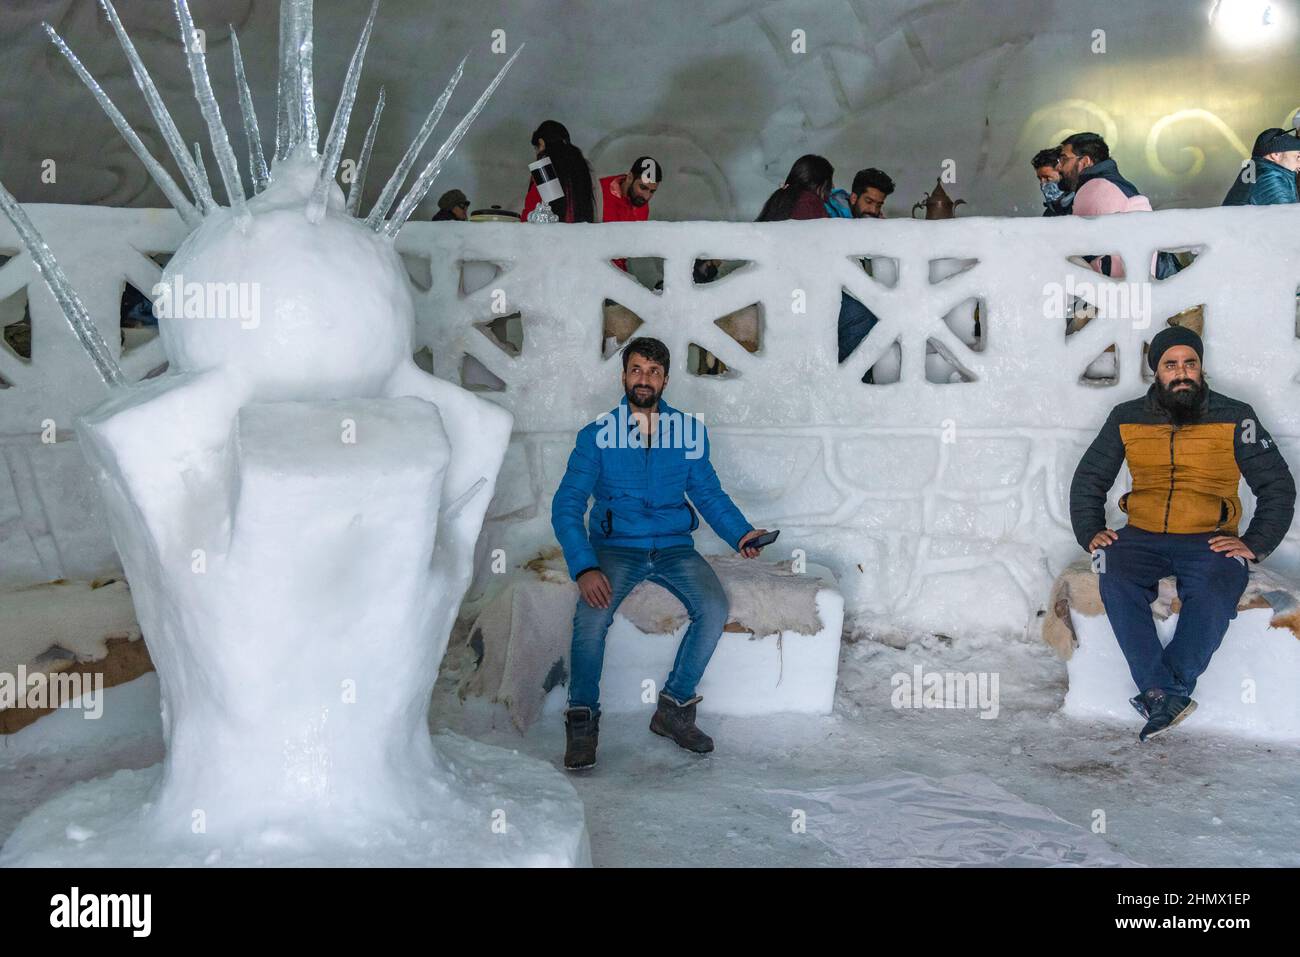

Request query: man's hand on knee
[
  {"left": 578, "top": 569, "right": 613, "bottom": 608},
  {"left": 1089, "top": 528, "right": 1119, "bottom": 550},
  {"left": 1208, "top": 535, "right": 1255, "bottom": 561}
]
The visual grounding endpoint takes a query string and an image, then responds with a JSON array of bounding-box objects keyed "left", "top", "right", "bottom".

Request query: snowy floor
[{"left": 2, "top": 626, "right": 1297, "bottom": 867}]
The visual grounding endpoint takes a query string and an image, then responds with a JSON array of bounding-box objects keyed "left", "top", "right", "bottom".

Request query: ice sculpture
[{"left": 0, "top": 0, "right": 587, "bottom": 866}]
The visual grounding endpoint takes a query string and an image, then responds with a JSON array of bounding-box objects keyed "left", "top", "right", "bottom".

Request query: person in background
[
  {"left": 848, "top": 167, "right": 894, "bottom": 219},
  {"left": 1070, "top": 326, "right": 1295, "bottom": 742},
  {"left": 756, "top": 154, "right": 833, "bottom": 221},
  {"left": 520, "top": 120, "right": 595, "bottom": 223},
  {"left": 601, "top": 156, "right": 663, "bottom": 271},
  {"left": 1032, "top": 147, "right": 1073, "bottom": 216},
  {"left": 1057, "top": 132, "right": 1153, "bottom": 279},
  {"left": 1222, "top": 126, "right": 1300, "bottom": 206},
  {"left": 432, "top": 189, "right": 470, "bottom": 221},
  {"left": 837, "top": 168, "right": 896, "bottom": 379},
  {"left": 551, "top": 337, "right": 768, "bottom": 770}
]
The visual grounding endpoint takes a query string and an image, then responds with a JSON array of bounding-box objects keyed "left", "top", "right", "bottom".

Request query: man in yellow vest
[{"left": 1070, "top": 326, "right": 1295, "bottom": 742}]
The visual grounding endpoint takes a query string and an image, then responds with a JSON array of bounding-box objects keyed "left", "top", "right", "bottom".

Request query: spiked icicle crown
[{"left": 1, "top": 0, "right": 521, "bottom": 393}]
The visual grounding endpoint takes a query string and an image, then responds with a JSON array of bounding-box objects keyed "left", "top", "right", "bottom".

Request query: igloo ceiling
[{"left": 0, "top": 0, "right": 1296, "bottom": 222}]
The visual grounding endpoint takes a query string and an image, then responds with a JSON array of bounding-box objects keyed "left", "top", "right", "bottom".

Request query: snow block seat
[
  {"left": 1044, "top": 559, "right": 1300, "bottom": 740},
  {"left": 0, "top": 579, "right": 151, "bottom": 734},
  {"left": 460, "top": 551, "right": 843, "bottom": 730}
]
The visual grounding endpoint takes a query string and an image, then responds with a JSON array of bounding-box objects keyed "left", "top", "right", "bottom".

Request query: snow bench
[
  {"left": 1044, "top": 559, "right": 1300, "bottom": 740},
  {"left": 0, "top": 578, "right": 151, "bottom": 734},
  {"left": 460, "top": 551, "right": 843, "bottom": 730}
]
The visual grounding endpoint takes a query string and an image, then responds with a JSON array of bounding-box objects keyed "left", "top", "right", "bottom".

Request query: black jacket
[{"left": 1070, "top": 386, "right": 1295, "bottom": 560}]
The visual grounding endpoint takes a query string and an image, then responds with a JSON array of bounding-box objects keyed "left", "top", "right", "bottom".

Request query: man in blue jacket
[
  {"left": 551, "top": 337, "right": 768, "bottom": 770},
  {"left": 1222, "top": 126, "right": 1300, "bottom": 206}
]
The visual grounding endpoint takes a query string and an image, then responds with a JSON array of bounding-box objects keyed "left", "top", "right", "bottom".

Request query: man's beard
[
  {"left": 625, "top": 382, "right": 661, "bottom": 409},
  {"left": 629, "top": 192, "right": 648, "bottom": 207},
  {"left": 1156, "top": 376, "right": 1205, "bottom": 424}
]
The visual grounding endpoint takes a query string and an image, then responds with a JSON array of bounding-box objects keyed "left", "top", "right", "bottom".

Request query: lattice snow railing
[
  {"left": 4, "top": 203, "right": 1297, "bottom": 435},
  {"left": 3, "top": 204, "right": 1299, "bottom": 627}
]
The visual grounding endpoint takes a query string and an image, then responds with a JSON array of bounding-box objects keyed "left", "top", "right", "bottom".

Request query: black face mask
[
  {"left": 1156, "top": 375, "right": 1205, "bottom": 425},
  {"left": 693, "top": 261, "right": 718, "bottom": 284}
]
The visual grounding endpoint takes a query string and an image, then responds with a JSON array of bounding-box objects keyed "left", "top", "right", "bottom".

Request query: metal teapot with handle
[{"left": 911, "top": 178, "right": 966, "bottom": 220}]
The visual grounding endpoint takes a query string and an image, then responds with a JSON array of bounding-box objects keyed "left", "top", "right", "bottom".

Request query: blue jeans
[
  {"left": 838, "top": 291, "right": 879, "bottom": 382},
  {"left": 568, "top": 545, "right": 729, "bottom": 714},
  {"left": 1097, "top": 525, "right": 1249, "bottom": 696}
]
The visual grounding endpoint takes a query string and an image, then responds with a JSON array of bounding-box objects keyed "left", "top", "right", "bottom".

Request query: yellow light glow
[{"left": 1209, "top": 0, "right": 1292, "bottom": 47}]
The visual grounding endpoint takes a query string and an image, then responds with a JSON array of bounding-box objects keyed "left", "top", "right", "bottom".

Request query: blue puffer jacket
[
  {"left": 1222, "top": 157, "right": 1299, "bottom": 206},
  {"left": 551, "top": 396, "right": 754, "bottom": 579}
]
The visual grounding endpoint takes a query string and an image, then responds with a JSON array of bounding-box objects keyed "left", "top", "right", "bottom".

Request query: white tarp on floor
[{"left": 763, "top": 771, "right": 1137, "bottom": 867}]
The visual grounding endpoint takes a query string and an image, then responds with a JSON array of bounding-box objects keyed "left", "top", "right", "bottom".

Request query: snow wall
[{"left": 2, "top": 203, "right": 1299, "bottom": 638}]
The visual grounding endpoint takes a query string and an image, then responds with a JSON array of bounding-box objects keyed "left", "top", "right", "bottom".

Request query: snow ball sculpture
[{"left": 0, "top": 0, "right": 588, "bottom": 867}]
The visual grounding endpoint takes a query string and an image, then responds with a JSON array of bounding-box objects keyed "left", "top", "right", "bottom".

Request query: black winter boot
[
  {"left": 564, "top": 707, "right": 599, "bottom": 770},
  {"left": 650, "top": 692, "right": 714, "bottom": 753},
  {"left": 1138, "top": 691, "right": 1197, "bottom": 743}
]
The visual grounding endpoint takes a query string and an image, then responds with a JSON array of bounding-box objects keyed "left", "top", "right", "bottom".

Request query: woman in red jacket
[{"left": 756, "top": 154, "right": 834, "bottom": 221}]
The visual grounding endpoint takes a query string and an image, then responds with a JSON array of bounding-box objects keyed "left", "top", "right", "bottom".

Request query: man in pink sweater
[{"left": 1057, "top": 132, "right": 1152, "bottom": 279}]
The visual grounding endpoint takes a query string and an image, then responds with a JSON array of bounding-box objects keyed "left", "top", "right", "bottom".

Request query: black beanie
[{"left": 1148, "top": 325, "right": 1203, "bottom": 372}]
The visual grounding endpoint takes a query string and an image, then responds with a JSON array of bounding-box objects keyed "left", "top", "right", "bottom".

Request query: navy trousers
[{"left": 1096, "top": 525, "right": 1249, "bottom": 696}]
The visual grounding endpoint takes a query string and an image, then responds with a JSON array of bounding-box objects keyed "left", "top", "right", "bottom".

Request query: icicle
[
  {"left": 364, "top": 56, "right": 466, "bottom": 229},
  {"left": 273, "top": 0, "right": 314, "bottom": 162},
  {"left": 98, "top": 0, "right": 213, "bottom": 214},
  {"left": 193, "top": 143, "right": 211, "bottom": 198},
  {"left": 43, "top": 24, "right": 201, "bottom": 229},
  {"left": 274, "top": 1, "right": 299, "bottom": 160},
  {"left": 172, "top": 0, "right": 248, "bottom": 225},
  {"left": 0, "top": 179, "right": 126, "bottom": 389},
  {"left": 298, "top": 1, "right": 318, "bottom": 154},
  {"left": 347, "top": 87, "right": 385, "bottom": 217},
  {"left": 384, "top": 46, "right": 523, "bottom": 237},
  {"left": 441, "top": 477, "right": 487, "bottom": 521},
  {"left": 306, "top": 0, "right": 378, "bottom": 223},
  {"left": 231, "top": 27, "right": 270, "bottom": 193}
]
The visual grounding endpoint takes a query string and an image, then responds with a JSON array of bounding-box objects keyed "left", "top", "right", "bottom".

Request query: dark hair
[
  {"left": 622, "top": 336, "right": 670, "bottom": 376},
  {"left": 631, "top": 156, "right": 664, "bottom": 182},
  {"left": 1059, "top": 132, "right": 1109, "bottom": 163},
  {"left": 1031, "top": 147, "right": 1061, "bottom": 170},
  {"left": 530, "top": 120, "right": 595, "bottom": 222},
  {"left": 851, "top": 167, "right": 895, "bottom": 197},
  {"left": 756, "top": 154, "right": 834, "bottom": 222}
]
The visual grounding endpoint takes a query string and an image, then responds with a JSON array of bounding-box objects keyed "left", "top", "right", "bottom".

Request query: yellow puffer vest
[{"left": 1118, "top": 422, "right": 1241, "bottom": 534}]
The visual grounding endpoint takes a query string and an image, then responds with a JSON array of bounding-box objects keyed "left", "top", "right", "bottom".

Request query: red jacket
[{"left": 789, "top": 188, "right": 829, "bottom": 220}]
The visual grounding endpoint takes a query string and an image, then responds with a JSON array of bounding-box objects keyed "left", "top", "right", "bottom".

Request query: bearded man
[{"left": 1070, "top": 326, "right": 1295, "bottom": 742}]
